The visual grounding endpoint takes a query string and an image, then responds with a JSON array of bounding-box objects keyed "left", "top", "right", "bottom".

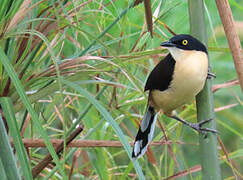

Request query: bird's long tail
[{"left": 132, "top": 106, "right": 158, "bottom": 159}]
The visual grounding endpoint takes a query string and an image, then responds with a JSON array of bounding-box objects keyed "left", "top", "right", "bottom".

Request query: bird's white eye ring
[{"left": 182, "top": 40, "right": 188, "bottom": 45}]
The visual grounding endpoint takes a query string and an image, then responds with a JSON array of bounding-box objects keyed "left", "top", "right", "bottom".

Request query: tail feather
[{"left": 132, "top": 106, "right": 158, "bottom": 159}]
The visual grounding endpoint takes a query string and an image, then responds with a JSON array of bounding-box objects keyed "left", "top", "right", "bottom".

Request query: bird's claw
[
  {"left": 207, "top": 72, "right": 216, "bottom": 79},
  {"left": 190, "top": 119, "right": 218, "bottom": 138}
]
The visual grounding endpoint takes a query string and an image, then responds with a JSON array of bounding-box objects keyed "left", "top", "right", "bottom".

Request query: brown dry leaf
[
  {"left": 20, "top": 113, "right": 31, "bottom": 137},
  {"left": 133, "top": 0, "right": 144, "bottom": 7},
  {"left": 6, "top": 0, "right": 43, "bottom": 32},
  {"left": 80, "top": 150, "right": 91, "bottom": 177},
  {"left": 35, "top": 56, "right": 105, "bottom": 78},
  {"left": 146, "top": 147, "right": 156, "bottom": 165},
  {"left": 54, "top": 104, "right": 64, "bottom": 124},
  {"left": 31, "top": 20, "right": 59, "bottom": 51}
]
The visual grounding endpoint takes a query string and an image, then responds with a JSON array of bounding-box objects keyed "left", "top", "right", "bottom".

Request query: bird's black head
[{"left": 160, "top": 34, "right": 207, "bottom": 54}]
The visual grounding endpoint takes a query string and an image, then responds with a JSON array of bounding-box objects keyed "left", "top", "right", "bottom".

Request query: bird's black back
[{"left": 144, "top": 54, "right": 175, "bottom": 92}]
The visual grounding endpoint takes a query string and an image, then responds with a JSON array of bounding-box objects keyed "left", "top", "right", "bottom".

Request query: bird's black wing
[{"left": 144, "top": 53, "right": 176, "bottom": 92}]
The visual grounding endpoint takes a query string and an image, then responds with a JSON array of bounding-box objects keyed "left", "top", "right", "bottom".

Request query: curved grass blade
[
  {"left": 0, "top": 112, "right": 22, "bottom": 180},
  {"left": 62, "top": 80, "right": 145, "bottom": 180},
  {"left": 0, "top": 48, "right": 66, "bottom": 178}
]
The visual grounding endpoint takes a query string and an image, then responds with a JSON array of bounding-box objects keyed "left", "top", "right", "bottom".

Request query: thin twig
[
  {"left": 212, "top": 79, "right": 239, "bottom": 93},
  {"left": 215, "top": 0, "right": 243, "bottom": 92},
  {"left": 144, "top": 0, "right": 153, "bottom": 37},
  {"left": 214, "top": 103, "right": 238, "bottom": 112},
  {"left": 20, "top": 113, "right": 31, "bottom": 137},
  {"left": 31, "top": 125, "right": 84, "bottom": 178},
  {"left": 217, "top": 136, "right": 243, "bottom": 179},
  {"left": 69, "top": 149, "right": 81, "bottom": 180},
  {"left": 133, "top": 0, "right": 143, "bottom": 7},
  {"left": 13, "top": 139, "right": 187, "bottom": 148},
  {"left": 157, "top": 120, "right": 180, "bottom": 170},
  {"left": 164, "top": 165, "right": 201, "bottom": 180}
]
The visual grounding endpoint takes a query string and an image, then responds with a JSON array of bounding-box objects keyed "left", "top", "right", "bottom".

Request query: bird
[{"left": 132, "top": 34, "right": 217, "bottom": 159}]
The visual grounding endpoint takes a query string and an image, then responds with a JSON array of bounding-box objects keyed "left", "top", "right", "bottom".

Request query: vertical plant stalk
[
  {"left": 188, "top": 1, "right": 221, "bottom": 180},
  {"left": 215, "top": 0, "right": 243, "bottom": 92}
]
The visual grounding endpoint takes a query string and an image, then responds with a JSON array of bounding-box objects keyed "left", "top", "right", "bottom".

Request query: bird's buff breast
[{"left": 151, "top": 51, "right": 208, "bottom": 113}]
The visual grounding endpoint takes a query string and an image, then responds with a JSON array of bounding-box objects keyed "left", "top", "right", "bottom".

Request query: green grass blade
[
  {"left": 121, "top": 161, "right": 134, "bottom": 180},
  {"left": 62, "top": 79, "right": 145, "bottom": 180},
  {"left": 229, "top": 0, "right": 243, "bottom": 11},
  {"left": 0, "top": 0, "right": 9, "bottom": 21},
  {"left": 79, "top": 1, "right": 134, "bottom": 56},
  {"left": 0, "top": 159, "right": 7, "bottom": 180},
  {"left": 88, "top": 149, "right": 109, "bottom": 180},
  {"left": 0, "top": 48, "right": 66, "bottom": 178},
  {"left": 0, "top": 111, "right": 22, "bottom": 180},
  {"left": 216, "top": 119, "right": 242, "bottom": 138},
  {"left": 3, "top": 0, "right": 24, "bottom": 20}
]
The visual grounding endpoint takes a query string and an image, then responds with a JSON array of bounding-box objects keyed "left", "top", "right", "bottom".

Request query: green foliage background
[{"left": 0, "top": 0, "right": 242, "bottom": 179}]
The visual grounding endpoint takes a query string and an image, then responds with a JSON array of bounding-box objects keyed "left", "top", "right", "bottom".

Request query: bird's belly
[
  {"left": 151, "top": 87, "right": 196, "bottom": 114},
  {"left": 151, "top": 51, "right": 208, "bottom": 113}
]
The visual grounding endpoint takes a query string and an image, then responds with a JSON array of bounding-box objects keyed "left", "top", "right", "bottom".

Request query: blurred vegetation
[{"left": 0, "top": 0, "right": 242, "bottom": 179}]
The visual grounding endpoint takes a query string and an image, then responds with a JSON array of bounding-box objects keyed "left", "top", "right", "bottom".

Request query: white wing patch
[
  {"left": 140, "top": 109, "right": 152, "bottom": 132},
  {"left": 132, "top": 107, "right": 158, "bottom": 159}
]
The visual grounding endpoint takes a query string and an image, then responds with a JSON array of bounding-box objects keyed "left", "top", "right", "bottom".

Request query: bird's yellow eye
[{"left": 182, "top": 40, "right": 188, "bottom": 45}]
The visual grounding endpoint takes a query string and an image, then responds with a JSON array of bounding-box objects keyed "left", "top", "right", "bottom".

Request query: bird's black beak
[{"left": 160, "top": 41, "right": 175, "bottom": 47}]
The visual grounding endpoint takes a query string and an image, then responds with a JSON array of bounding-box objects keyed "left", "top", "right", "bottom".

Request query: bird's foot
[
  {"left": 189, "top": 119, "right": 218, "bottom": 138},
  {"left": 170, "top": 116, "right": 218, "bottom": 138},
  {"left": 207, "top": 72, "right": 216, "bottom": 79}
]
